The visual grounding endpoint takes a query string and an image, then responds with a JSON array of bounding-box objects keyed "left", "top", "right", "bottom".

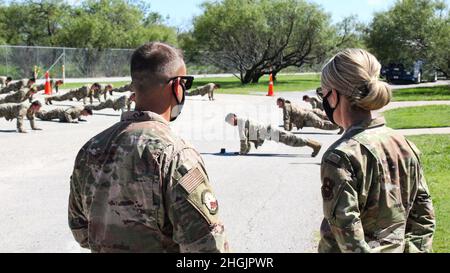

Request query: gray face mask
[{"left": 170, "top": 79, "right": 186, "bottom": 122}]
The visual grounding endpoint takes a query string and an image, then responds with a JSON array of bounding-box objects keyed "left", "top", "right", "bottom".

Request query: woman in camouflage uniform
[{"left": 318, "top": 48, "right": 435, "bottom": 253}]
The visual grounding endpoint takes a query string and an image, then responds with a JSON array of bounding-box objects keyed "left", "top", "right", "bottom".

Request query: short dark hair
[
  {"left": 84, "top": 108, "right": 93, "bottom": 115},
  {"left": 31, "top": 100, "right": 42, "bottom": 107},
  {"left": 303, "top": 95, "right": 310, "bottom": 101},
  {"left": 277, "top": 97, "right": 285, "bottom": 103},
  {"left": 215, "top": 83, "right": 221, "bottom": 88},
  {"left": 91, "top": 82, "right": 101, "bottom": 89},
  {"left": 6, "top": 77, "right": 12, "bottom": 81},
  {"left": 29, "top": 78, "right": 36, "bottom": 82},
  {"left": 130, "top": 42, "right": 184, "bottom": 93}
]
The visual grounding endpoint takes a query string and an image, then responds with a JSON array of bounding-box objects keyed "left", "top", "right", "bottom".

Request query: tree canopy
[
  {"left": 189, "top": 0, "right": 361, "bottom": 83},
  {"left": 365, "top": 0, "right": 449, "bottom": 76},
  {"left": 0, "top": 0, "right": 178, "bottom": 48}
]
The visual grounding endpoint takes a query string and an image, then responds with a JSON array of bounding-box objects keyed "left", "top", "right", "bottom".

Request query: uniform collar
[
  {"left": 121, "top": 111, "right": 169, "bottom": 125},
  {"left": 344, "top": 116, "right": 386, "bottom": 136}
]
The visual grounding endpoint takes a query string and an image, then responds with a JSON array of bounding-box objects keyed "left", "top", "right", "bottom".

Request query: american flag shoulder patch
[{"left": 179, "top": 167, "right": 205, "bottom": 194}]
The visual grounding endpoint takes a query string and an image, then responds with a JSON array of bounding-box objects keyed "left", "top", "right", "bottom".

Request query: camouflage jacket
[
  {"left": 309, "top": 97, "right": 323, "bottom": 111},
  {"left": 282, "top": 102, "right": 309, "bottom": 131},
  {"left": 236, "top": 118, "right": 278, "bottom": 154},
  {"left": 71, "top": 86, "right": 89, "bottom": 100},
  {"left": 37, "top": 106, "right": 84, "bottom": 122},
  {"left": 0, "top": 79, "right": 27, "bottom": 94},
  {"left": 111, "top": 84, "right": 132, "bottom": 93},
  {"left": 113, "top": 95, "right": 132, "bottom": 111},
  {"left": 0, "top": 103, "right": 36, "bottom": 131},
  {"left": 69, "top": 111, "right": 229, "bottom": 253},
  {"left": 196, "top": 83, "right": 215, "bottom": 96},
  {"left": 0, "top": 89, "right": 34, "bottom": 104},
  {"left": 319, "top": 117, "right": 435, "bottom": 253}
]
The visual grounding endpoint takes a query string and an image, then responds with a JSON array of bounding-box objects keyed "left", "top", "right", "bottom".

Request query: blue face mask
[{"left": 323, "top": 91, "right": 340, "bottom": 125}]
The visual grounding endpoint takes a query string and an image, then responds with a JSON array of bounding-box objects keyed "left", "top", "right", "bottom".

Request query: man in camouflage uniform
[
  {"left": 0, "top": 87, "right": 37, "bottom": 104},
  {"left": 319, "top": 117, "right": 435, "bottom": 253},
  {"left": 277, "top": 98, "right": 340, "bottom": 132},
  {"left": 0, "top": 101, "right": 42, "bottom": 133},
  {"left": 45, "top": 84, "right": 96, "bottom": 105},
  {"left": 110, "top": 83, "right": 132, "bottom": 94},
  {"left": 90, "top": 93, "right": 135, "bottom": 112},
  {"left": 36, "top": 106, "right": 93, "bottom": 123},
  {"left": 186, "top": 83, "right": 220, "bottom": 101},
  {"left": 303, "top": 94, "right": 323, "bottom": 111},
  {"left": 34, "top": 79, "right": 64, "bottom": 92},
  {"left": 0, "top": 78, "right": 35, "bottom": 94},
  {"left": 69, "top": 42, "right": 229, "bottom": 253},
  {"left": 225, "top": 113, "right": 322, "bottom": 157},
  {"left": 88, "top": 84, "right": 113, "bottom": 104}
]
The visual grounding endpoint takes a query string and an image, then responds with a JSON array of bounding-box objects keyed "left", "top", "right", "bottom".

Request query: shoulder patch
[
  {"left": 325, "top": 152, "right": 342, "bottom": 167},
  {"left": 179, "top": 167, "right": 205, "bottom": 194}
]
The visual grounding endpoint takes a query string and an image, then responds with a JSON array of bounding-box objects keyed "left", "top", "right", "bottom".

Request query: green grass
[
  {"left": 393, "top": 85, "right": 450, "bottom": 101},
  {"left": 407, "top": 134, "right": 450, "bottom": 253},
  {"left": 59, "top": 74, "right": 321, "bottom": 95},
  {"left": 60, "top": 81, "right": 130, "bottom": 90},
  {"left": 384, "top": 105, "right": 450, "bottom": 129}
]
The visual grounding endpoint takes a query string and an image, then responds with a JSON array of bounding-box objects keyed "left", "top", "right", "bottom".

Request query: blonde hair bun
[
  {"left": 357, "top": 78, "right": 392, "bottom": 111},
  {"left": 321, "top": 48, "right": 393, "bottom": 111}
]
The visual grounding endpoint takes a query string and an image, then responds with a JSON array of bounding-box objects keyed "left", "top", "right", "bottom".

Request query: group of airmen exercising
[
  {"left": 0, "top": 75, "right": 139, "bottom": 133},
  {"left": 1, "top": 73, "right": 337, "bottom": 157},
  {"left": 226, "top": 87, "right": 343, "bottom": 157}
]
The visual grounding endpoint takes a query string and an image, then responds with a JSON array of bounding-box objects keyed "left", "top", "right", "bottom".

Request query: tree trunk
[{"left": 251, "top": 72, "right": 264, "bottom": 83}]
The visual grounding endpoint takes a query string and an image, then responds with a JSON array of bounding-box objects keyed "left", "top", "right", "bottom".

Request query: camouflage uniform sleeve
[
  {"left": 283, "top": 107, "right": 292, "bottom": 131},
  {"left": 320, "top": 150, "right": 372, "bottom": 253},
  {"left": 64, "top": 110, "right": 75, "bottom": 123},
  {"left": 164, "top": 148, "right": 229, "bottom": 253},
  {"left": 68, "top": 149, "right": 89, "bottom": 249},
  {"left": 404, "top": 142, "right": 436, "bottom": 253},
  {"left": 26, "top": 110, "right": 38, "bottom": 130}
]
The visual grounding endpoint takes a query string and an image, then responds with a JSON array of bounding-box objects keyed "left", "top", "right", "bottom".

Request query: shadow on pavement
[
  {"left": 289, "top": 162, "right": 321, "bottom": 166},
  {"left": 291, "top": 131, "right": 337, "bottom": 136},
  {"left": 93, "top": 113, "right": 121, "bottom": 117},
  {"left": 0, "top": 129, "right": 18, "bottom": 133},
  {"left": 202, "top": 152, "right": 310, "bottom": 158}
]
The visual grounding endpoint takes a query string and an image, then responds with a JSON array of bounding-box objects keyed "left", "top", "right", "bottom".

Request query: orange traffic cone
[
  {"left": 267, "top": 73, "right": 274, "bottom": 96},
  {"left": 44, "top": 71, "right": 52, "bottom": 95}
]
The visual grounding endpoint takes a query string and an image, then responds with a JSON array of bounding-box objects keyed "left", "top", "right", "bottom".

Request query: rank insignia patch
[{"left": 322, "top": 178, "right": 335, "bottom": 201}]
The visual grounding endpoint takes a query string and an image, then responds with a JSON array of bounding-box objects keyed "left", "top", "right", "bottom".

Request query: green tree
[
  {"left": 0, "top": 0, "right": 68, "bottom": 46},
  {"left": 190, "top": 0, "right": 359, "bottom": 83},
  {"left": 365, "top": 0, "right": 449, "bottom": 76}
]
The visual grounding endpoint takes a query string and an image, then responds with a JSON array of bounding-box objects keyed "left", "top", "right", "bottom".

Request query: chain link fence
[{"left": 0, "top": 45, "right": 134, "bottom": 79}]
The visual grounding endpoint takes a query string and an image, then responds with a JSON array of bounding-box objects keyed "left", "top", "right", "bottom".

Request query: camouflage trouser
[
  {"left": 240, "top": 126, "right": 308, "bottom": 154},
  {"left": 91, "top": 100, "right": 114, "bottom": 111},
  {"left": 304, "top": 112, "right": 339, "bottom": 131},
  {"left": 36, "top": 111, "right": 64, "bottom": 122},
  {"left": 278, "top": 131, "right": 308, "bottom": 147},
  {"left": 187, "top": 88, "right": 212, "bottom": 100},
  {"left": 48, "top": 92, "right": 73, "bottom": 102},
  {"left": 48, "top": 93, "right": 87, "bottom": 104}
]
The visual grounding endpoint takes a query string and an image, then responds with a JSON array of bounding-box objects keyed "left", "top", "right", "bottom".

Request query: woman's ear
[{"left": 330, "top": 89, "right": 339, "bottom": 108}]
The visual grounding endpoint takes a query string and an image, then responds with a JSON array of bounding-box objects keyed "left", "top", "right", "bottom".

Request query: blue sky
[{"left": 151, "top": 0, "right": 400, "bottom": 29}]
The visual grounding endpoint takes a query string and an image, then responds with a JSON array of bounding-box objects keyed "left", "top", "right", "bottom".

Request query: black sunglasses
[{"left": 167, "top": 76, "right": 194, "bottom": 90}]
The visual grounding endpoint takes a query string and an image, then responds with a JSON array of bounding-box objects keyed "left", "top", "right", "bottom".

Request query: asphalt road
[{"left": 0, "top": 85, "right": 447, "bottom": 253}]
